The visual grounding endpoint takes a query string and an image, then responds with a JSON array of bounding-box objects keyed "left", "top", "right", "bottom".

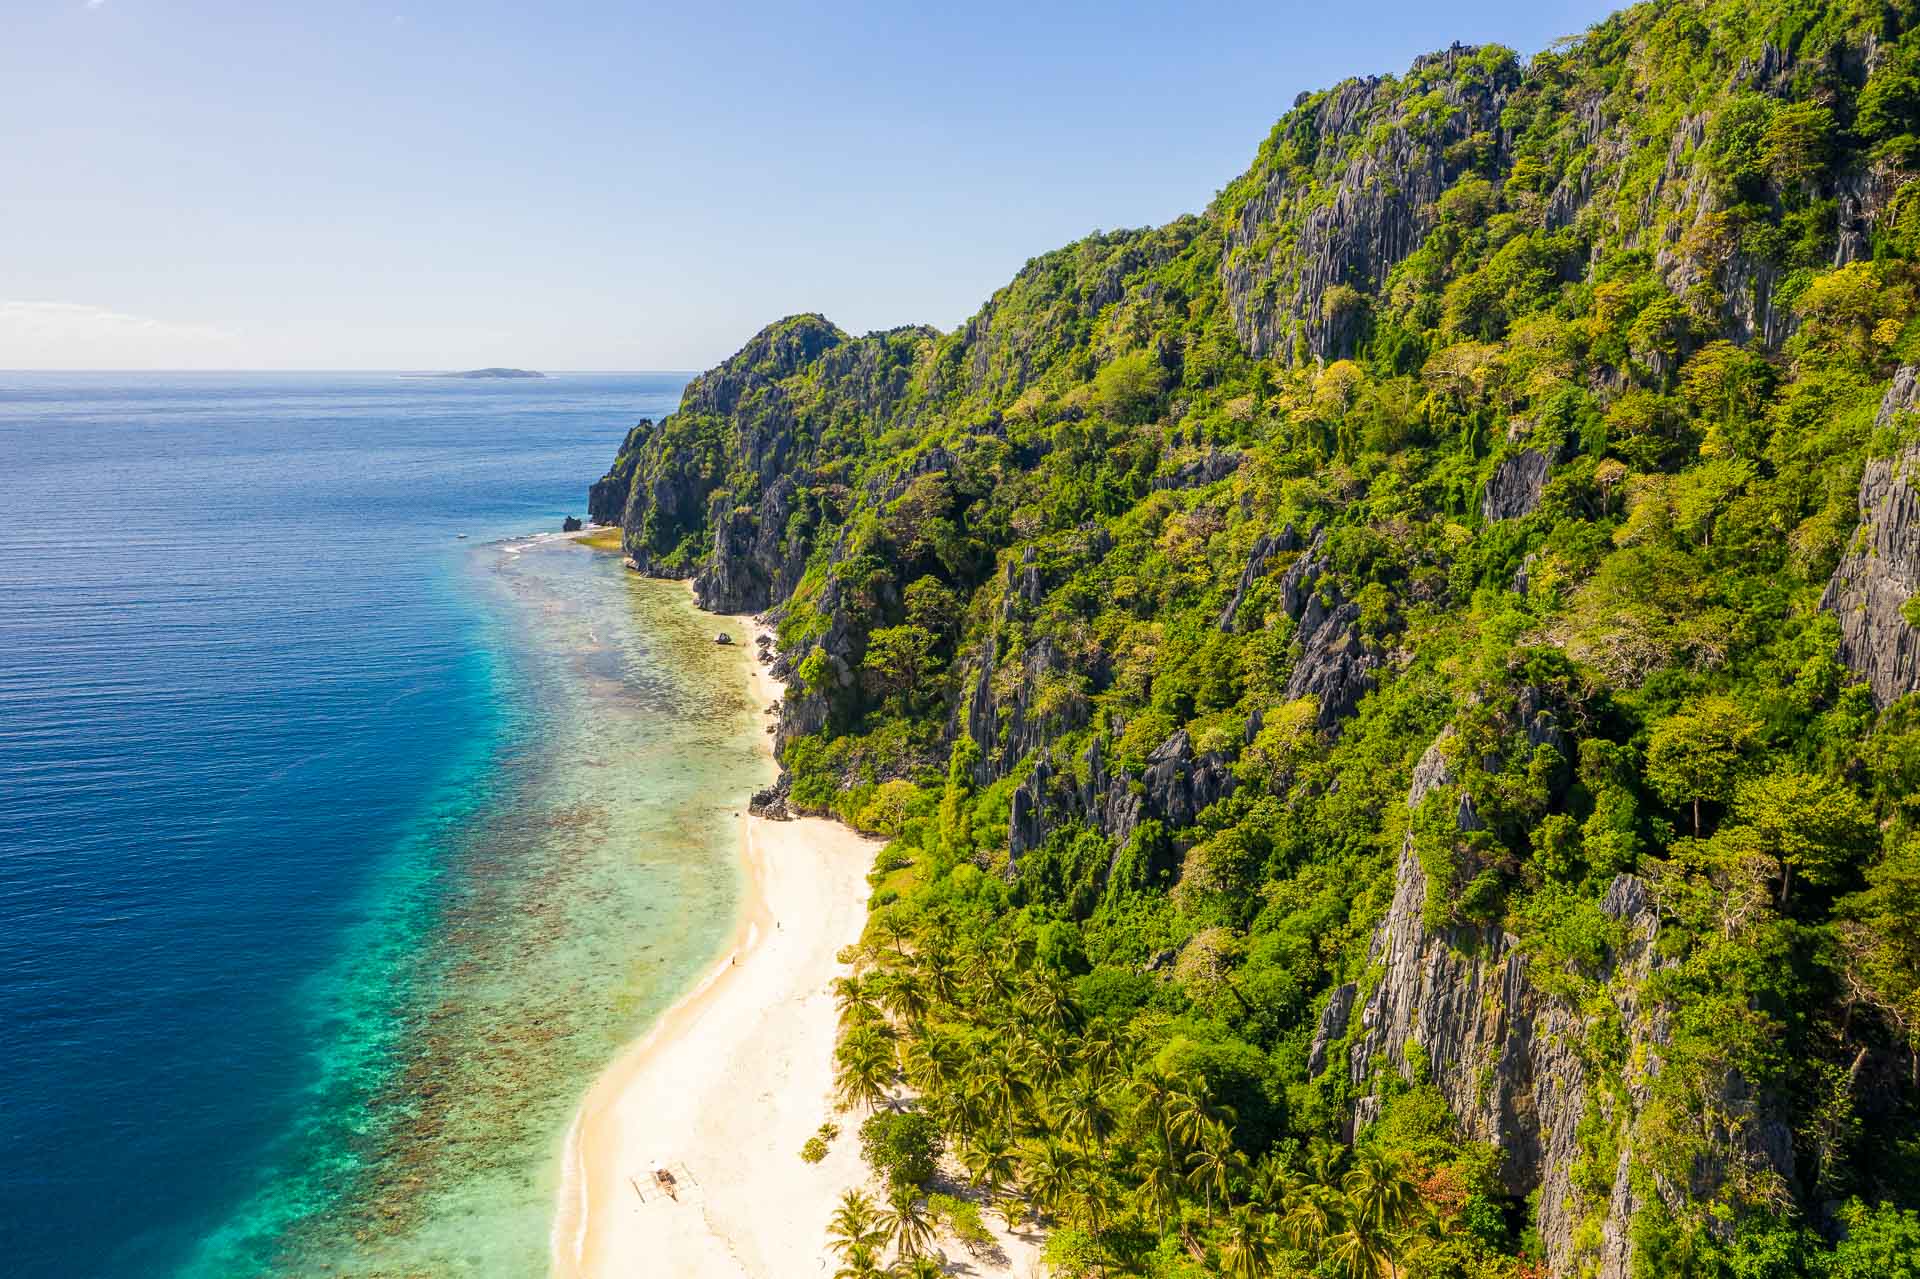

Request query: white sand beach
[{"left": 551, "top": 611, "right": 1043, "bottom": 1278}]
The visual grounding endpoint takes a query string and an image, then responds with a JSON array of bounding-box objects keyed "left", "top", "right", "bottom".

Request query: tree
[
  {"left": 1727, "top": 769, "right": 1875, "bottom": 908},
  {"left": 1342, "top": 1148, "right": 1419, "bottom": 1234},
  {"left": 960, "top": 1130, "right": 1019, "bottom": 1202},
  {"left": 1220, "top": 1204, "right": 1276, "bottom": 1279},
  {"left": 1021, "top": 1139, "right": 1083, "bottom": 1222},
  {"left": 892, "top": 1256, "right": 946, "bottom": 1279},
  {"left": 835, "top": 974, "right": 885, "bottom": 1028},
  {"left": 879, "top": 1181, "right": 938, "bottom": 1260},
  {"left": 1166, "top": 1080, "right": 1238, "bottom": 1154},
  {"left": 1054, "top": 1070, "right": 1117, "bottom": 1155},
  {"left": 1839, "top": 838, "right": 1920, "bottom": 1076},
  {"left": 1130, "top": 1136, "right": 1186, "bottom": 1231},
  {"left": 833, "top": 1244, "right": 886, "bottom": 1279},
  {"left": 863, "top": 624, "right": 936, "bottom": 710},
  {"left": 861, "top": 1110, "right": 945, "bottom": 1188},
  {"left": 1184, "top": 1119, "right": 1241, "bottom": 1224},
  {"left": 837, "top": 1024, "right": 898, "bottom": 1112},
  {"left": 829, "top": 1190, "right": 888, "bottom": 1258},
  {"left": 1760, "top": 101, "right": 1834, "bottom": 190},
  {"left": 1645, "top": 696, "right": 1760, "bottom": 834},
  {"left": 1093, "top": 350, "right": 1164, "bottom": 424}
]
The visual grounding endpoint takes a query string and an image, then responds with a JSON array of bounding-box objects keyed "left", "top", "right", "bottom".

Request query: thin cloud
[{"left": 0, "top": 300, "right": 239, "bottom": 368}]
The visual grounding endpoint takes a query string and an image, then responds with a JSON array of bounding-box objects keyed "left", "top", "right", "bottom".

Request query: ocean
[{"left": 0, "top": 373, "right": 773, "bottom": 1277}]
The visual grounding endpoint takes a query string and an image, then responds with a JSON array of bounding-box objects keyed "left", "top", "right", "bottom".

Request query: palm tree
[
  {"left": 879, "top": 1182, "right": 938, "bottom": 1261},
  {"left": 879, "top": 970, "right": 930, "bottom": 1027},
  {"left": 1077, "top": 1021, "right": 1127, "bottom": 1082},
  {"left": 1184, "top": 1119, "right": 1239, "bottom": 1225},
  {"left": 1167, "top": 1082, "right": 1236, "bottom": 1154},
  {"left": 1282, "top": 1184, "right": 1347, "bottom": 1253},
  {"left": 892, "top": 1257, "right": 944, "bottom": 1279},
  {"left": 1129, "top": 1067, "right": 1181, "bottom": 1149},
  {"left": 1130, "top": 1135, "right": 1185, "bottom": 1231},
  {"left": 835, "top": 973, "right": 885, "bottom": 1028},
  {"left": 903, "top": 1027, "right": 958, "bottom": 1095},
  {"left": 1305, "top": 1137, "right": 1346, "bottom": 1188},
  {"left": 960, "top": 1131, "right": 1018, "bottom": 1201},
  {"left": 965, "top": 1045, "right": 1033, "bottom": 1132},
  {"left": 828, "top": 1190, "right": 887, "bottom": 1257},
  {"left": 1219, "top": 1204, "right": 1275, "bottom": 1279},
  {"left": 1020, "top": 1139, "right": 1082, "bottom": 1224},
  {"left": 1325, "top": 1216, "right": 1395, "bottom": 1279},
  {"left": 1054, "top": 1070, "right": 1116, "bottom": 1155},
  {"left": 1249, "top": 1152, "right": 1306, "bottom": 1214},
  {"left": 914, "top": 947, "right": 960, "bottom": 1008},
  {"left": 1025, "top": 1028, "right": 1071, "bottom": 1097},
  {"left": 1345, "top": 1148, "right": 1418, "bottom": 1225},
  {"left": 833, "top": 1243, "right": 886, "bottom": 1279},
  {"left": 835, "top": 1025, "right": 896, "bottom": 1111},
  {"left": 1021, "top": 971, "right": 1080, "bottom": 1029},
  {"left": 872, "top": 909, "right": 915, "bottom": 959}
]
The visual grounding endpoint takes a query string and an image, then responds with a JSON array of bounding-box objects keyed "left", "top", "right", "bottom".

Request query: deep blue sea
[{"left": 0, "top": 373, "right": 771, "bottom": 1277}]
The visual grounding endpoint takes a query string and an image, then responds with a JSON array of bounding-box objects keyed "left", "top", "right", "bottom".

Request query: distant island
[{"left": 431, "top": 368, "right": 546, "bottom": 380}]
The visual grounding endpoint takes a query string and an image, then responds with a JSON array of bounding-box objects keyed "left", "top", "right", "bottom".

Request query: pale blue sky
[{"left": 3, "top": 0, "right": 1620, "bottom": 370}]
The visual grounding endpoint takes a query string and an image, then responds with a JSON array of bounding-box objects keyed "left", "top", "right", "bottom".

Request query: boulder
[{"left": 562, "top": 515, "right": 583, "bottom": 532}]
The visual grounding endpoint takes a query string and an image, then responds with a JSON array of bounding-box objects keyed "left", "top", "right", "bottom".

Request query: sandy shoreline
[{"left": 550, "top": 608, "right": 878, "bottom": 1279}]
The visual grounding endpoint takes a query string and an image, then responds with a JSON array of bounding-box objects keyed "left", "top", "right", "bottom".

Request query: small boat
[{"left": 456, "top": 533, "right": 468, "bottom": 539}]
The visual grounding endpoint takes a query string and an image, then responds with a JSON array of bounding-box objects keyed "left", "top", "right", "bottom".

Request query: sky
[{"left": 2, "top": 0, "right": 1623, "bottom": 371}]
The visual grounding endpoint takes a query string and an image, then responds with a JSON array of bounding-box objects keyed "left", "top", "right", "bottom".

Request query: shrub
[{"left": 859, "top": 1109, "right": 945, "bottom": 1188}]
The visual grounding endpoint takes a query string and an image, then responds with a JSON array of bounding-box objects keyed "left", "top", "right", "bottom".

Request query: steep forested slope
[{"left": 593, "top": 1, "right": 1920, "bottom": 1273}]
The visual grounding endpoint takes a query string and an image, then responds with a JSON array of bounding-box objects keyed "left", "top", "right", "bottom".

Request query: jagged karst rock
[
  {"left": 1224, "top": 45, "right": 1520, "bottom": 363},
  {"left": 749, "top": 777, "right": 793, "bottom": 821},
  {"left": 1335, "top": 729, "right": 1790, "bottom": 1277},
  {"left": 1823, "top": 366, "right": 1920, "bottom": 707},
  {"left": 1306, "top": 981, "right": 1358, "bottom": 1078},
  {"left": 1481, "top": 449, "right": 1552, "bottom": 521},
  {"left": 1218, "top": 522, "right": 1301, "bottom": 631},
  {"left": 1153, "top": 448, "right": 1243, "bottom": 491},
  {"left": 588, "top": 419, "right": 654, "bottom": 526},
  {"left": 561, "top": 515, "right": 583, "bottom": 532},
  {"left": 1277, "top": 530, "right": 1381, "bottom": 731}
]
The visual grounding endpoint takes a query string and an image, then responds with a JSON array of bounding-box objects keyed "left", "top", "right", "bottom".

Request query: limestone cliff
[{"left": 1823, "top": 365, "right": 1920, "bottom": 708}]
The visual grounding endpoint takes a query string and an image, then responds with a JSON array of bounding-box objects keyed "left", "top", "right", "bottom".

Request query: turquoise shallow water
[{"left": 0, "top": 374, "right": 772, "bottom": 1277}]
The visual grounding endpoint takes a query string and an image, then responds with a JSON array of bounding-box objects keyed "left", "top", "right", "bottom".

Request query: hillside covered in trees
[{"left": 592, "top": 0, "right": 1920, "bottom": 1273}]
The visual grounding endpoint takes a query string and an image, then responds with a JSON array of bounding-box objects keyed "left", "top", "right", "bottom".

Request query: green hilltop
[{"left": 595, "top": 0, "right": 1920, "bottom": 1273}]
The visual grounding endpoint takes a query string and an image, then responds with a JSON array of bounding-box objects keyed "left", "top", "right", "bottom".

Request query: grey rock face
[
  {"left": 1337, "top": 729, "right": 1790, "bottom": 1277},
  {"left": 1306, "top": 981, "right": 1358, "bottom": 1078},
  {"left": 1482, "top": 449, "right": 1552, "bottom": 521},
  {"left": 1822, "top": 366, "right": 1920, "bottom": 707},
  {"left": 1223, "top": 45, "right": 1518, "bottom": 363},
  {"left": 1278, "top": 531, "right": 1380, "bottom": 731},
  {"left": 1153, "top": 449, "right": 1243, "bottom": 491},
  {"left": 1218, "top": 522, "right": 1300, "bottom": 631},
  {"left": 588, "top": 419, "right": 654, "bottom": 525}
]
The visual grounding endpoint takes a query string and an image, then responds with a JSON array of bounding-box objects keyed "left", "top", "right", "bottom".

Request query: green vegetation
[{"left": 607, "top": 0, "right": 1920, "bottom": 1272}]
